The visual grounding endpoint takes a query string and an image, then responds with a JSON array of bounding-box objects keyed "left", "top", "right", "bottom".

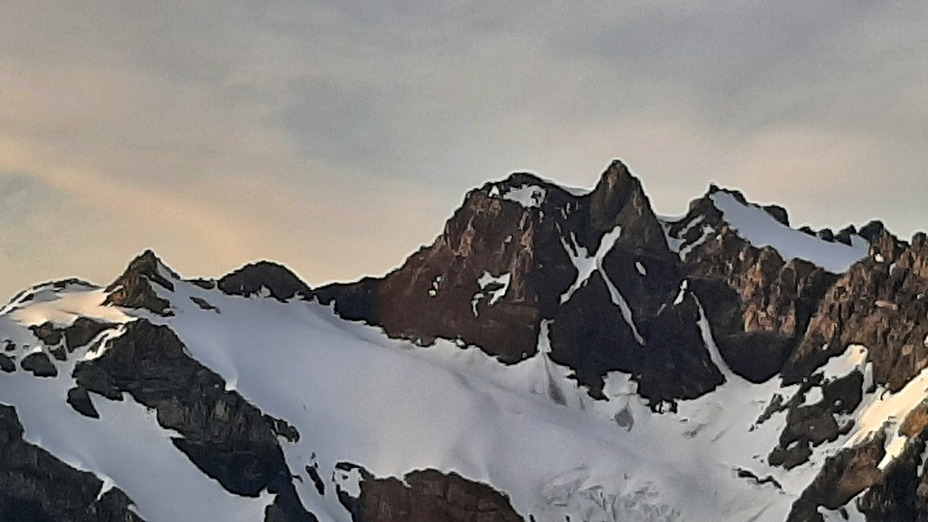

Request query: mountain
[{"left": 2, "top": 160, "right": 928, "bottom": 522}]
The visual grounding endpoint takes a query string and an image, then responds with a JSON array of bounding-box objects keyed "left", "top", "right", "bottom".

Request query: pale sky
[{"left": 1, "top": 1, "right": 927, "bottom": 301}]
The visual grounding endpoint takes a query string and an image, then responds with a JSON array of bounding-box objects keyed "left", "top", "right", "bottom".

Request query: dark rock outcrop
[
  {"left": 67, "top": 386, "right": 100, "bottom": 419},
  {"left": 0, "top": 403, "right": 142, "bottom": 522},
  {"left": 219, "top": 261, "right": 313, "bottom": 302},
  {"left": 788, "top": 433, "right": 886, "bottom": 521},
  {"left": 0, "top": 353, "right": 14, "bottom": 373},
  {"left": 768, "top": 370, "right": 864, "bottom": 470},
  {"left": 65, "top": 318, "right": 113, "bottom": 352},
  {"left": 72, "top": 320, "right": 315, "bottom": 521},
  {"left": 20, "top": 351, "right": 57, "bottom": 377},
  {"left": 29, "top": 318, "right": 112, "bottom": 357},
  {"left": 104, "top": 250, "right": 177, "bottom": 315},
  {"left": 318, "top": 161, "right": 721, "bottom": 403},
  {"left": 189, "top": 295, "right": 220, "bottom": 312},
  {"left": 857, "top": 438, "right": 926, "bottom": 522},
  {"left": 336, "top": 464, "right": 523, "bottom": 522},
  {"left": 784, "top": 232, "right": 927, "bottom": 391},
  {"left": 670, "top": 188, "right": 840, "bottom": 383},
  {"left": 29, "top": 322, "right": 63, "bottom": 347}
]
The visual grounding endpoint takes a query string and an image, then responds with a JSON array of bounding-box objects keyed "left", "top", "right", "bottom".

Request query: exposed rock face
[
  {"left": 30, "top": 318, "right": 111, "bottom": 354},
  {"left": 669, "top": 188, "right": 840, "bottom": 383},
  {"left": 788, "top": 433, "right": 885, "bottom": 521},
  {"left": 768, "top": 371, "right": 864, "bottom": 470},
  {"left": 774, "top": 230, "right": 928, "bottom": 519},
  {"left": 66, "top": 386, "right": 100, "bottom": 419},
  {"left": 0, "top": 353, "right": 15, "bottom": 373},
  {"left": 72, "top": 320, "right": 315, "bottom": 521},
  {"left": 336, "top": 465, "right": 523, "bottom": 522},
  {"left": 29, "top": 322, "right": 63, "bottom": 347},
  {"left": 6, "top": 160, "right": 928, "bottom": 522},
  {"left": 787, "top": 418, "right": 928, "bottom": 521},
  {"left": 104, "top": 250, "right": 178, "bottom": 315},
  {"left": 0, "top": 404, "right": 142, "bottom": 522},
  {"left": 587, "top": 161, "right": 673, "bottom": 256},
  {"left": 64, "top": 318, "right": 113, "bottom": 352},
  {"left": 318, "top": 161, "right": 719, "bottom": 403},
  {"left": 20, "top": 351, "right": 57, "bottom": 377},
  {"left": 857, "top": 438, "right": 927, "bottom": 522},
  {"left": 219, "top": 261, "right": 313, "bottom": 302},
  {"left": 784, "top": 233, "right": 927, "bottom": 391},
  {"left": 322, "top": 172, "right": 575, "bottom": 362}
]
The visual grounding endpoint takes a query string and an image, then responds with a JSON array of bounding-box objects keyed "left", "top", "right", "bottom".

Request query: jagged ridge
[{"left": 3, "top": 159, "right": 928, "bottom": 521}]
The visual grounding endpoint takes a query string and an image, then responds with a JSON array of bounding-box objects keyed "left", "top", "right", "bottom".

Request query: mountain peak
[
  {"left": 589, "top": 160, "right": 636, "bottom": 211},
  {"left": 699, "top": 185, "right": 790, "bottom": 226},
  {"left": 7, "top": 158, "right": 928, "bottom": 522},
  {"left": 103, "top": 249, "right": 178, "bottom": 315},
  {"left": 587, "top": 160, "right": 669, "bottom": 256},
  {"left": 217, "top": 261, "right": 312, "bottom": 302},
  {"left": 599, "top": 158, "right": 633, "bottom": 182}
]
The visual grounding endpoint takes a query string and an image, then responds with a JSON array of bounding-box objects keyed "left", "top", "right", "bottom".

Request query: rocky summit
[{"left": 2, "top": 160, "right": 927, "bottom": 522}]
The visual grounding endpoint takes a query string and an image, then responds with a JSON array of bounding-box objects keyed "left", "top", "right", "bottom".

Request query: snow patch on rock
[
  {"left": 490, "top": 183, "right": 547, "bottom": 208},
  {"left": 471, "top": 272, "right": 511, "bottom": 316},
  {"left": 844, "top": 351, "right": 928, "bottom": 470},
  {"left": 709, "top": 191, "right": 867, "bottom": 273}
]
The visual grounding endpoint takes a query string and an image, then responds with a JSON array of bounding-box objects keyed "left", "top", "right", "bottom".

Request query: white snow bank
[
  {"left": 0, "top": 330, "right": 272, "bottom": 521},
  {"left": 471, "top": 272, "right": 511, "bottom": 316},
  {"left": 490, "top": 183, "right": 547, "bottom": 208},
  {"left": 661, "top": 215, "right": 703, "bottom": 254},
  {"left": 819, "top": 344, "right": 870, "bottom": 381},
  {"left": 153, "top": 277, "right": 799, "bottom": 522},
  {"left": 503, "top": 185, "right": 546, "bottom": 207},
  {"left": 846, "top": 362, "right": 928, "bottom": 470},
  {"left": 10, "top": 288, "right": 131, "bottom": 327},
  {"left": 710, "top": 192, "right": 867, "bottom": 273},
  {"left": 478, "top": 272, "right": 510, "bottom": 306},
  {"left": 695, "top": 297, "right": 739, "bottom": 384},
  {"left": 678, "top": 224, "right": 715, "bottom": 261}
]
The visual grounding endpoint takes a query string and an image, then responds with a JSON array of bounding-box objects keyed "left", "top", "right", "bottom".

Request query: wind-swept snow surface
[
  {"left": 0, "top": 264, "right": 902, "bottom": 522},
  {"left": 709, "top": 191, "right": 868, "bottom": 273},
  {"left": 149, "top": 276, "right": 800, "bottom": 522},
  {"left": 0, "top": 294, "right": 273, "bottom": 521}
]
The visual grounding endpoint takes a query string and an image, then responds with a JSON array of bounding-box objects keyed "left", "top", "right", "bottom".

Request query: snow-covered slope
[
  {"left": 708, "top": 190, "right": 869, "bottom": 273},
  {"left": 2, "top": 254, "right": 920, "bottom": 522},
  {"left": 0, "top": 267, "right": 796, "bottom": 521},
  {"left": 2, "top": 160, "right": 928, "bottom": 522},
  {"left": 664, "top": 186, "right": 870, "bottom": 274}
]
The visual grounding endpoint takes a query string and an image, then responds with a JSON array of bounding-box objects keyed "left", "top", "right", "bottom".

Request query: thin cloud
[{"left": 0, "top": 1, "right": 926, "bottom": 299}]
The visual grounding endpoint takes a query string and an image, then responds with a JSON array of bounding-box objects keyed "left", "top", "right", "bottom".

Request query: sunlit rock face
[
  {"left": 318, "top": 160, "right": 720, "bottom": 403},
  {"left": 6, "top": 159, "right": 928, "bottom": 521}
]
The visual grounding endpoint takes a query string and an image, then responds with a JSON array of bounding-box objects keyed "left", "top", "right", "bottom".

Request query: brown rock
[
  {"left": 784, "top": 231, "right": 928, "bottom": 391},
  {"left": 341, "top": 467, "right": 523, "bottom": 522},
  {"left": 675, "top": 191, "right": 839, "bottom": 383},
  {"left": 788, "top": 432, "right": 885, "bottom": 520},
  {"left": 104, "top": 250, "right": 177, "bottom": 315},
  {"left": 901, "top": 402, "right": 928, "bottom": 438},
  {"left": 318, "top": 162, "right": 717, "bottom": 403}
]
